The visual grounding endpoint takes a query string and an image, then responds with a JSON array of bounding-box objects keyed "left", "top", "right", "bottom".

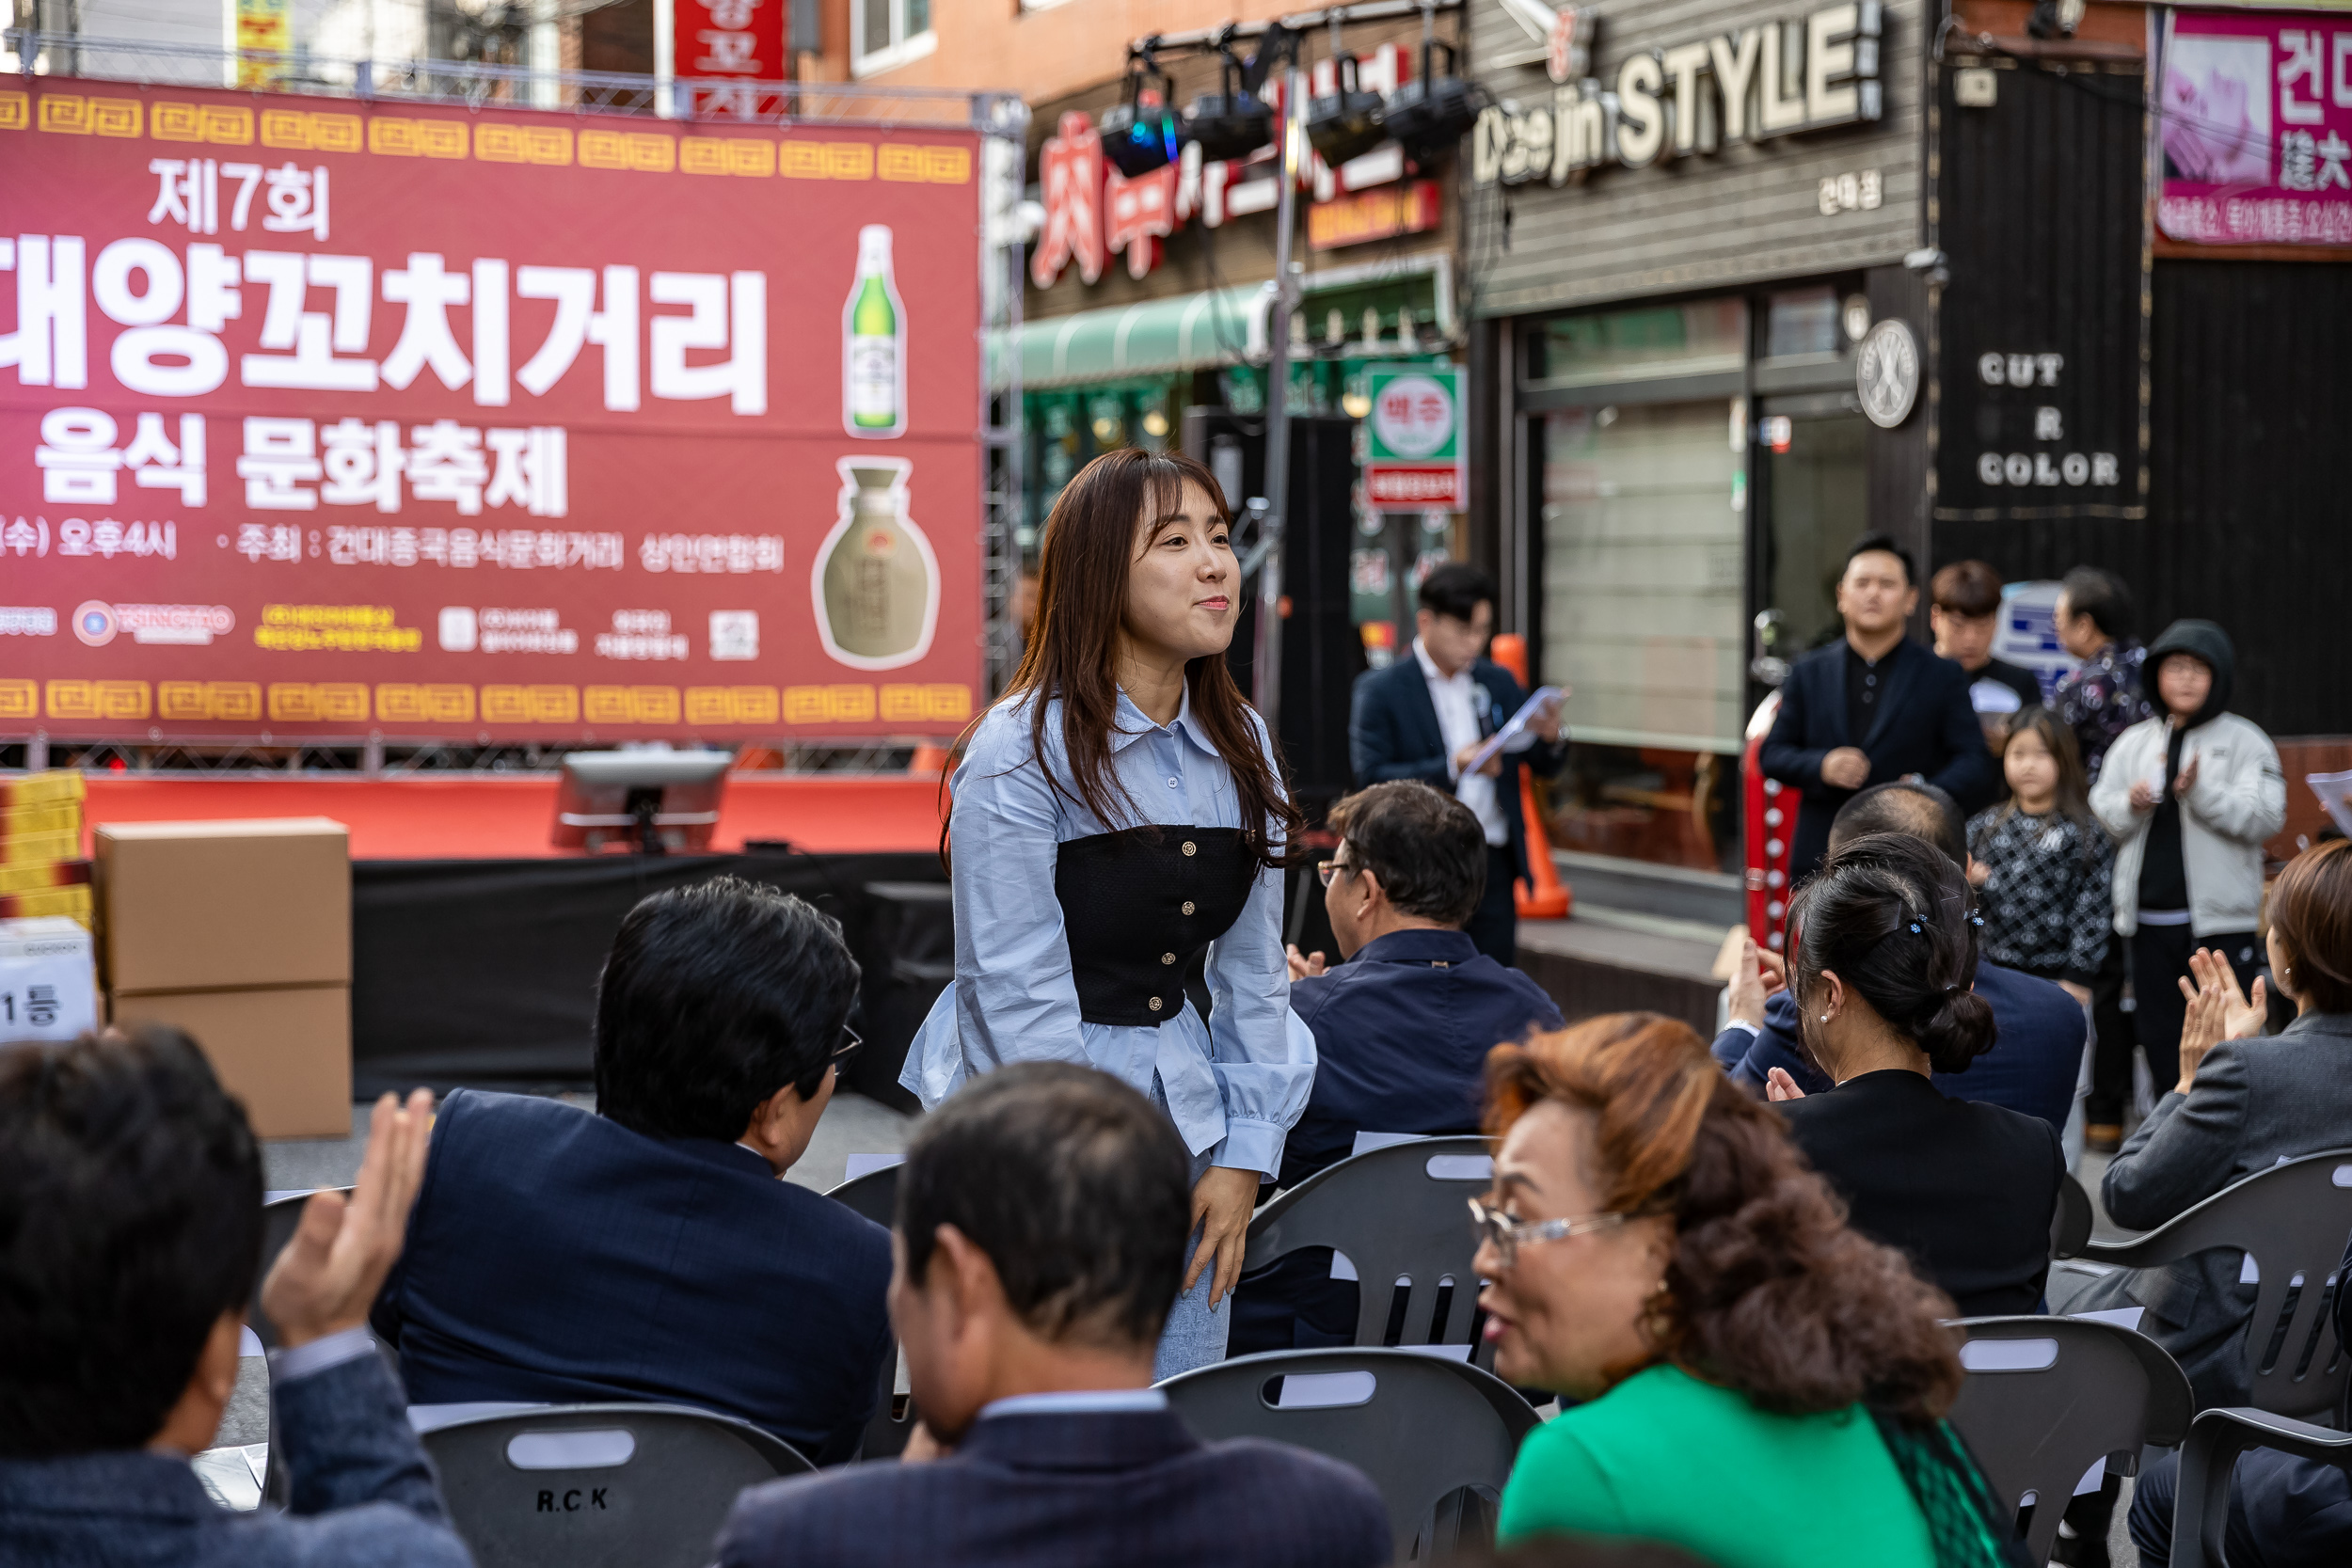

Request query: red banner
[
  {"left": 675, "top": 0, "right": 792, "bottom": 120},
  {"left": 0, "top": 82, "right": 983, "bottom": 741}
]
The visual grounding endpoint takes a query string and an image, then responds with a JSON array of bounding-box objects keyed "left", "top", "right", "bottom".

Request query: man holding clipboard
[{"left": 1347, "top": 564, "right": 1565, "bottom": 965}]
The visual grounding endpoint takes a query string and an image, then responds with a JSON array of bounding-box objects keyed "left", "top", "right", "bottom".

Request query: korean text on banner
[
  {"left": 2156, "top": 8, "right": 2352, "bottom": 246},
  {"left": 0, "top": 83, "right": 984, "bottom": 742}
]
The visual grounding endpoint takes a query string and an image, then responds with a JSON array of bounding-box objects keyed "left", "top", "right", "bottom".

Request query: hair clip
[
  {"left": 1969, "top": 913, "right": 1985, "bottom": 927},
  {"left": 1908, "top": 922, "right": 1922, "bottom": 934}
]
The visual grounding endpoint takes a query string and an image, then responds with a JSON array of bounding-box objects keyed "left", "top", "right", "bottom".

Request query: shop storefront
[{"left": 1466, "top": 0, "right": 1930, "bottom": 896}]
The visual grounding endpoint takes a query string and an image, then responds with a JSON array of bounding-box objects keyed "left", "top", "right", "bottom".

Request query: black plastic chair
[
  {"left": 824, "top": 1162, "right": 915, "bottom": 1460},
  {"left": 1242, "top": 1136, "right": 1495, "bottom": 1360},
  {"left": 2051, "top": 1171, "right": 2092, "bottom": 1260},
  {"left": 1157, "top": 1346, "right": 1539, "bottom": 1559},
  {"left": 419, "top": 1402, "right": 811, "bottom": 1568},
  {"left": 2169, "top": 1405, "right": 2352, "bottom": 1568},
  {"left": 2081, "top": 1148, "right": 2352, "bottom": 1418},
  {"left": 1946, "top": 1315, "right": 2194, "bottom": 1560}
]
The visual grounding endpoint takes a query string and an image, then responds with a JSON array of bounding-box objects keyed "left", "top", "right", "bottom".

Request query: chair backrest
[
  {"left": 1946, "top": 1316, "right": 2194, "bottom": 1562},
  {"left": 2169, "top": 1405, "right": 2352, "bottom": 1568},
  {"left": 247, "top": 1189, "right": 349, "bottom": 1353},
  {"left": 1156, "top": 1347, "right": 1540, "bottom": 1559},
  {"left": 419, "top": 1402, "right": 811, "bottom": 1568},
  {"left": 2050, "top": 1172, "right": 2092, "bottom": 1260},
  {"left": 1243, "top": 1136, "right": 1494, "bottom": 1354},
  {"left": 823, "top": 1164, "right": 915, "bottom": 1459},
  {"left": 2084, "top": 1148, "right": 2352, "bottom": 1418}
]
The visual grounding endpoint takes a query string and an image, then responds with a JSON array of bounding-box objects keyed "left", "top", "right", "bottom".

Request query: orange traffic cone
[{"left": 1488, "top": 634, "right": 1572, "bottom": 920}]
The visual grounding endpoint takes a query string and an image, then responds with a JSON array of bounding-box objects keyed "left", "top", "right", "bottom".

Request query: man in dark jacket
[
  {"left": 1760, "top": 533, "right": 1994, "bottom": 879},
  {"left": 1349, "top": 562, "right": 1565, "bottom": 965},
  {"left": 0, "top": 1027, "right": 467, "bottom": 1568},
  {"left": 1713, "top": 782, "right": 2085, "bottom": 1133},
  {"left": 715, "top": 1064, "right": 1391, "bottom": 1568},
  {"left": 373, "top": 877, "right": 894, "bottom": 1464}
]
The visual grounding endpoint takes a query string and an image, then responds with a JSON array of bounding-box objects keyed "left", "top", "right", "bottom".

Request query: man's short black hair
[
  {"left": 1827, "top": 780, "right": 1966, "bottom": 868},
  {"left": 1844, "top": 531, "right": 1916, "bottom": 587},
  {"left": 1419, "top": 562, "right": 1499, "bottom": 624},
  {"left": 1328, "top": 781, "right": 1486, "bottom": 927},
  {"left": 898, "top": 1062, "right": 1191, "bottom": 1350},
  {"left": 2059, "top": 566, "right": 2135, "bottom": 641},
  {"left": 594, "top": 876, "right": 860, "bottom": 1142},
  {"left": 0, "top": 1026, "right": 262, "bottom": 1457}
]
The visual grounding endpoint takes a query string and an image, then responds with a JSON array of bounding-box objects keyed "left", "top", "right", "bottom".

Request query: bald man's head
[{"left": 1827, "top": 782, "right": 1967, "bottom": 868}]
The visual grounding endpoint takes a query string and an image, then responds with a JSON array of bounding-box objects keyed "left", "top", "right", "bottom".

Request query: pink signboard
[{"left": 2157, "top": 8, "right": 2352, "bottom": 246}]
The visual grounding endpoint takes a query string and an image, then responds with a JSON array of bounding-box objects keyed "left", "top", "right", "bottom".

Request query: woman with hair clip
[
  {"left": 1478, "top": 1012, "right": 2029, "bottom": 1568},
  {"left": 898, "top": 449, "right": 1312, "bottom": 1378},
  {"left": 1770, "top": 832, "right": 2063, "bottom": 1318}
]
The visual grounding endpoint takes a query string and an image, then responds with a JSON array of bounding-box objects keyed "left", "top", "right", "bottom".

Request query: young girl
[
  {"left": 1965, "top": 706, "right": 2115, "bottom": 1004},
  {"left": 898, "top": 449, "right": 1313, "bottom": 1379}
]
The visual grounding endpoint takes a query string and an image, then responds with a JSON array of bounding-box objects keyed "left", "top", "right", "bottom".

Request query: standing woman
[{"left": 900, "top": 449, "right": 1313, "bottom": 1378}]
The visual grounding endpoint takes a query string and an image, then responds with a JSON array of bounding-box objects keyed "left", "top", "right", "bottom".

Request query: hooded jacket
[{"left": 2090, "top": 621, "right": 2284, "bottom": 938}]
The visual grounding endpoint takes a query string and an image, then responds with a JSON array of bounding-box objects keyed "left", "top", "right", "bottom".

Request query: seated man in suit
[
  {"left": 1714, "top": 781, "right": 2085, "bottom": 1133},
  {"left": 0, "top": 1026, "right": 464, "bottom": 1568},
  {"left": 715, "top": 1061, "right": 1392, "bottom": 1568},
  {"left": 1233, "top": 782, "right": 1564, "bottom": 1354},
  {"left": 1349, "top": 562, "right": 1565, "bottom": 965},
  {"left": 1760, "top": 532, "right": 1994, "bottom": 881},
  {"left": 373, "top": 875, "right": 893, "bottom": 1465}
]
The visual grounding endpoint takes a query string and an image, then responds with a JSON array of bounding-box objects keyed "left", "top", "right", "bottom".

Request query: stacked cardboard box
[
  {"left": 98, "top": 818, "right": 352, "bottom": 1138},
  {"left": 0, "top": 770, "right": 94, "bottom": 929}
]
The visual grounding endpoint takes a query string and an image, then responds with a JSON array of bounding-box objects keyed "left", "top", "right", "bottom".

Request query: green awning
[{"left": 1010, "top": 285, "right": 1270, "bottom": 390}]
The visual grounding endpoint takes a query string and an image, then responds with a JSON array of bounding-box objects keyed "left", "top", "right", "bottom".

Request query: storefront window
[
  {"left": 1530, "top": 299, "right": 1747, "bottom": 387},
  {"left": 1538, "top": 401, "right": 1745, "bottom": 873},
  {"left": 1764, "top": 286, "right": 1843, "bottom": 358},
  {"left": 1762, "top": 413, "right": 1870, "bottom": 653}
]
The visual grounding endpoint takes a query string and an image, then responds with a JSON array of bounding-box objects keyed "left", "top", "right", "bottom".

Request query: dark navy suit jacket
[
  {"left": 1349, "top": 655, "right": 1565, "bottom": 880},
  {"left": 0, "top": 1353, "right": 468, "bottom": 1568},
  {"left": 713, "top": 1407, "right": 1392, "bottom": 1568},
  {"left": 1758, "top": 638, "right": 1994, "bottom": 878},
  {"left": 1711, "top": 961, "right": 2086, "bottom": 1133},
  {"left": 372, "top": 1089, "right": 893, "bottom": 1465},
  {"left": 1279, "top": 927, "right": 1562, "bottom": 1190}
]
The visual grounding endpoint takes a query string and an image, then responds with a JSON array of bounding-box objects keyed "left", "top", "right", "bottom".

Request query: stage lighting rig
[
  {"left": 1306, "top": 19, "right": 1388, "bottom": 167},
  {"left": 1184, "top": 23, "right": 1286, "bottom": 162},
  {"left": 1382, "top": 12, "right": 1481, "bottom": 168},
  {"left": 1101, "top": 47, "right": 1185, "bottom": 177}
]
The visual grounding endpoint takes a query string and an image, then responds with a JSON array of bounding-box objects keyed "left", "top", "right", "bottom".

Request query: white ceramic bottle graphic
[
  {"left": 843, "top": 225, "right": 906, "bottom": 438},
  {"left": 814, "top": 457, "right": 938, "bottom": 669}
]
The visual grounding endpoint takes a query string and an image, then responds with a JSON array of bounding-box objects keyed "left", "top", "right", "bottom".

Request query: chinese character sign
[
  {"left": 0, "top": 83, "right": 984, "bottom": 741},
  {"left": 2156, "top": 8, "right": 2352, "bottom": 246}
]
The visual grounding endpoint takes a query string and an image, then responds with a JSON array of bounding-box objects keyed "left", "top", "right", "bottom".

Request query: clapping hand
[
  {"left": 1725, "top": 936, "right": 1786, "bottom": 1030},
  {"left": 2173, "top": 948, "right": 2266, "bottom": 1093},
  {"left": 2173, "top": 752, "right": 2201, "bottom": 800},
  {"left": 260, "top": 1088, "right": 434, "bottom": 1349},
  {"left": 1765, "top": 1067, "right": 1807, "bottom": 1102},
  {"left": 1285, "top": 943, "right": 1327, "bottom": 981}
]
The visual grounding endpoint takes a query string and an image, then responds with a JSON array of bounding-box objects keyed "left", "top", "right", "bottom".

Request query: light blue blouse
[{"left": 898, "top": 684, "right": 1315, "bottom": 1179}]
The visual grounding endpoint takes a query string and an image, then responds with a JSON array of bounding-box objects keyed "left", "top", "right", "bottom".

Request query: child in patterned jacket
[{"left": 1967, "top": 706, "right": 2116, "bottom": 1004}]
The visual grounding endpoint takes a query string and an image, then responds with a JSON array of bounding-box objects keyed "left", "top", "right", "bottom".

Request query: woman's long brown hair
[
  {"left": 1485, "top": 1012, "right": 1964, "bottom": 1426},
  {"left": 960, "top": 449, "right": 1299, "bottom": 868}
]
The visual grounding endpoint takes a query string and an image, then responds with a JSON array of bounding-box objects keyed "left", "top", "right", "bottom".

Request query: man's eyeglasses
[
  {"left": 832, "top": 1025, "right": 865, "bottom": 1069},
  {"left": 1316, "top": 859, "right": 1356, "bottom": 889},
  {"left": 1467, "top": 1196, "right": 1630, "bottom": 1268}
]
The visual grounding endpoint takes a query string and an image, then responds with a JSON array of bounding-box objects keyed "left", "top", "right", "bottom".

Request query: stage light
[
  {"left": 1186, "top": 36, "right": 1276, "bottom": 162},
  {"left": 1307, "top": 47, "right": 1388, "bottom": 166},
  {"left": 1383, "top": 39, "right": 1482, "bottom": 167},
  {"left": 1102, "top": 55, "right": 1184, "bottom": 177}
]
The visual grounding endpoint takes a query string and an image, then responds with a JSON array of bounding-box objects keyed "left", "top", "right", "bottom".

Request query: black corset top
[{"left": 1052, "top": 826, "right": 1256, "bottom": 1027}]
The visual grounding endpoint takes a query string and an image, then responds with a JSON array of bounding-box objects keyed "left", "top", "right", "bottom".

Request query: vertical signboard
[
  {"left": 675, "top": 0, "right": 791, "bottom": 119},
  {"left": 2156, "top": 8, "right": 2352, "bottom": 247},
  {"left": 1362, "top": 364, "right": 1466, "bottom": 512},
  {"left": 0, "top": 84, "right": 984, "bottom": 742}
]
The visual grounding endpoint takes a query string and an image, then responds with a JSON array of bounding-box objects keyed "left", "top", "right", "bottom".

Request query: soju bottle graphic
[
  {"left": 844, "top": 225, "right": 906, "bottom": 438},
  {"left": 814, "top": 457, "right": 939, "bottom": 670}
]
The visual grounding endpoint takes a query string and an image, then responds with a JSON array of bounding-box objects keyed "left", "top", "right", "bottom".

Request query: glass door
[{"left": 1757, "top": 407, "right": 1870, "bottom": 672}]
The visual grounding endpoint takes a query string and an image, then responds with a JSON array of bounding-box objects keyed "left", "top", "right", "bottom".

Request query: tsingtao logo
[{"left": 72, "top": 600, "right": 117, "bottom": 647}]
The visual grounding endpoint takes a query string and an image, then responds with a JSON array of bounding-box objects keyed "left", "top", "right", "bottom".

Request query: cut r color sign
[{"left": 1363, "top": 364, "right": 1465, "bottom": 512}]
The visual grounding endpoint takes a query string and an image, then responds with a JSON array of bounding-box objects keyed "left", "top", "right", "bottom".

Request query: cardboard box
[
  {"left": 0, "top": 770, "right": 87, "bottom": 808},
  {"left": 0, "top": 915, "right": 100, "bottom": 1041},
  {"left": 96, "top": 818, "right": 350, "bottom": 994},
  {"left": 0, "top": 885, "right": 94, "bottom": 928},
  {"left": 0, "top": 859, "right": 91, "bottom": 896},
  {"left": 0, "top": 800, "right": 82, "bottom": 836},
  {"left": 109, "top": 985, "right": 351, "bottom": 1139},
  {"left": 1, "top": 829, "right": 78, "bottom": 863}
]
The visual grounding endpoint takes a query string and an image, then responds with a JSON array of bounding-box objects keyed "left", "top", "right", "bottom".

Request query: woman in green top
[{"left": 1476, "top": 1011, "right": 2026, "bottom": 1568}]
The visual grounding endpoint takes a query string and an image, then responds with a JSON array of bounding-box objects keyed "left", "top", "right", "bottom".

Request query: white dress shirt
[{"left": 1415, "top": 638, "right": 1509, "bottom": 847}]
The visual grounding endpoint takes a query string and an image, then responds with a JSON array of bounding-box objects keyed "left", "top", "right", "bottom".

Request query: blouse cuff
[{"left": 1212, "top": 1117, "right": 1286, "bottom": 1181}]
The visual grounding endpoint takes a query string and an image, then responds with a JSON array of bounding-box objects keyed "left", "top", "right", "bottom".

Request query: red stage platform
[{"left": 78, "top": 772, "right": 946, "bottom": 860}]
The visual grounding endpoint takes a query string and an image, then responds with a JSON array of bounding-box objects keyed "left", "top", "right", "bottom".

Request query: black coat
[
  {"left": 1759, "top": 637, "right": 1995, "bottom": 878},
  {"left": 1779, "top": 1069, "right": 2062, "bottom": 1317},
  {"left": 1348, "top": 655, "right": 1565, "bottom": 880}
]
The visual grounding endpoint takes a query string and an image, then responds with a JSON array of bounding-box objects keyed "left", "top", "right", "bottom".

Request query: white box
[{"left": 0, "top": 915, "right": 100, "bottom": 1042}]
